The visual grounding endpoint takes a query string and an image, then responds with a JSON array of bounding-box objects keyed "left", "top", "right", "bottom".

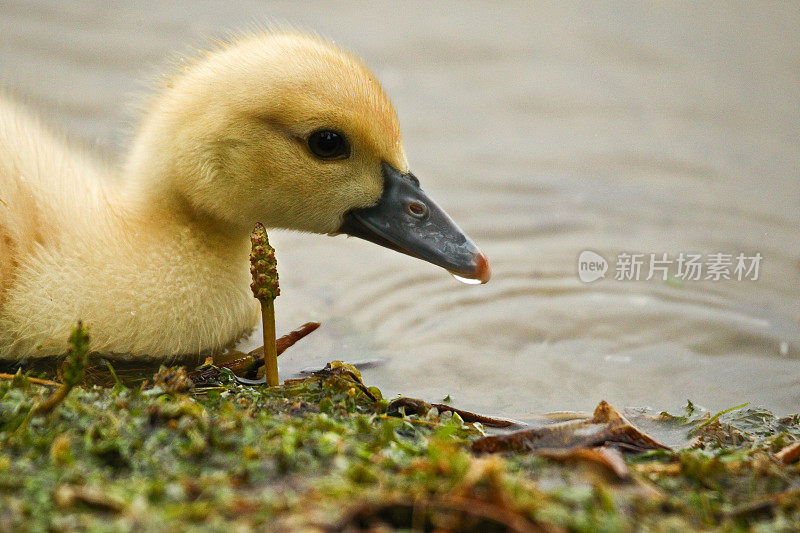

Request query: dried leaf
[
  {"left": 536, "top": 446, "right": 630, "bottom": 479},
  {"left": 775, "top": 441, "right": 800, "bottom": 464},
  {"left": 472, "top": 401, "right": 670, "bottom": 454}
]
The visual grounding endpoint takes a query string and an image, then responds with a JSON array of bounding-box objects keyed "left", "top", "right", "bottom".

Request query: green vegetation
[{"left": 3, "top": 331, "right": 800, "bottom": 531}]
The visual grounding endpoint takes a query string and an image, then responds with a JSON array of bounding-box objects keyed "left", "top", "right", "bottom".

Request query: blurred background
[{"left": 1, "top": 1, "right": 798, "bottom": 418}]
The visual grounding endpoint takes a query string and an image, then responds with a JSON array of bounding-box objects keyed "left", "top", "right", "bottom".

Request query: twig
[
  {"left": 387, "top": 397, "right": 517, "bottom": 428},
  {"left": 250, "top": 223, "right": 280, "bottom": 386},
  {"left": 247, "top": 321, "right": 321, "bottom": 360},
  {"left": 277, "top": 321, "right": 320, "bottom": 354},
  {"left": 0, "top": 372, "right": 60, "bottom": 388}
]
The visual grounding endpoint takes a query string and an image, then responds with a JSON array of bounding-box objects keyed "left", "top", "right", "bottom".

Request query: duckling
[{"left": 0, "top": 32, "right": 490, "bottom": 360}]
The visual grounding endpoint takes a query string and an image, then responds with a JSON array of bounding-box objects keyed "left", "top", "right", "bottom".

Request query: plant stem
[
  {"left": 249, "top": 222, "right": 280, "bottom": 386},
  {"left": 261, "top": 299, "right": 279, "bottom": 386}
]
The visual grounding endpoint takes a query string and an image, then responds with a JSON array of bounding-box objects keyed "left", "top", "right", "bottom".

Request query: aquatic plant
[
  {"left": 30, "top": 321, "right": 89, "bottom": 416},
  {"left": 249, "top": 222, "right": 280, "bottom": 386}
]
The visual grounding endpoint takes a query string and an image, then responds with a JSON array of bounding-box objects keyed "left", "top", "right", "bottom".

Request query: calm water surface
[{"left": 2, "top": 1, "right": 798, "bottom": 418}]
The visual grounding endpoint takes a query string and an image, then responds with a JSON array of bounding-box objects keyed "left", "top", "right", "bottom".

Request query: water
[
  {"left": 451, "top": 274, "right": 483, "bottom": 285},
  {"left": 1, "top": 1, "right": 798, "bottom": 419}
]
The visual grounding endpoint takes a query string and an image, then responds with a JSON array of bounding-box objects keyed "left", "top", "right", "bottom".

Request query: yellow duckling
[{"left": 0, "top": 31, "right": 490, "bottom": 360}]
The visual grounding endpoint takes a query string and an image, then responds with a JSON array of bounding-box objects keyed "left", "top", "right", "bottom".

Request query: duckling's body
[
  {"left": 0, "top": 97, "right": 258, "bottom": 358},
  {"left": 0, "top": 32, "right": 488, "bottom": 360}
]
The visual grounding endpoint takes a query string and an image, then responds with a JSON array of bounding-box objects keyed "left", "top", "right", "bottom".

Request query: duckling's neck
[
  {"left": 86, "top": 166, "right": 262, "bottom": 358},
  {"left": 131, "top": 182, "right": 249, "bottom": 247},
  {"left": 123, "top": 167, "right": 257, "bottom": 302}
]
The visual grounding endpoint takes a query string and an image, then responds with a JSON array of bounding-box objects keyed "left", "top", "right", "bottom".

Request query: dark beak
[{"left": 337, "top": 163, "right": 491, "bottom": 283}]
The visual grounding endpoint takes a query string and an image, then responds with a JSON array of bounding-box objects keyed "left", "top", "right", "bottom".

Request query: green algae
[{"left": 3, "top": 360, "right": 800, "bottom": 531}]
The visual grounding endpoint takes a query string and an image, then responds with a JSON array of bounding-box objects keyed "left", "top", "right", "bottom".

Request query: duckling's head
[{"left": 128, "top": 32, "right": 490, "bottom": 283}]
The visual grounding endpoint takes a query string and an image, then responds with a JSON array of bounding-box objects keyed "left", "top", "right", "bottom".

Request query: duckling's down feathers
[{"left": 0, "top": 31, "right": 487, "bottom": 360}]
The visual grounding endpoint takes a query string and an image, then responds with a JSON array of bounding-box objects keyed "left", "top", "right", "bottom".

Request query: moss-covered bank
[{"left": 2, "top": 358, "right": 800, "bottom": 532}]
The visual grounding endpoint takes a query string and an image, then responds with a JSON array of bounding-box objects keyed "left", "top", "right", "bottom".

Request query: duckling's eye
[{"left": 307, "top": 130, "right": 350, "bottom": 160}]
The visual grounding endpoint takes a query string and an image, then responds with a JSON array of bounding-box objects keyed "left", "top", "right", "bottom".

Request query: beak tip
[{"left": 475, "top": 251, "right": 492, "bottom": 284}]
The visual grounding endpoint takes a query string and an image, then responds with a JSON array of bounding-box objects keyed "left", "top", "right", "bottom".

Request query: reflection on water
[{"left": 2, "top": 1, "right": 798, "bottom": 417}]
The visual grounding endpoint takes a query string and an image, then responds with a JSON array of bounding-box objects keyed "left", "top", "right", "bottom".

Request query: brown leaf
[
  {"left": 536, "top": 446, "right": 630, "bottom": 479},
  {"left": 472, "top": 401, "right": 670, "bottom": 454},
  {"left": 775, "top": 441, "right": 800, "bottom": 464}
]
